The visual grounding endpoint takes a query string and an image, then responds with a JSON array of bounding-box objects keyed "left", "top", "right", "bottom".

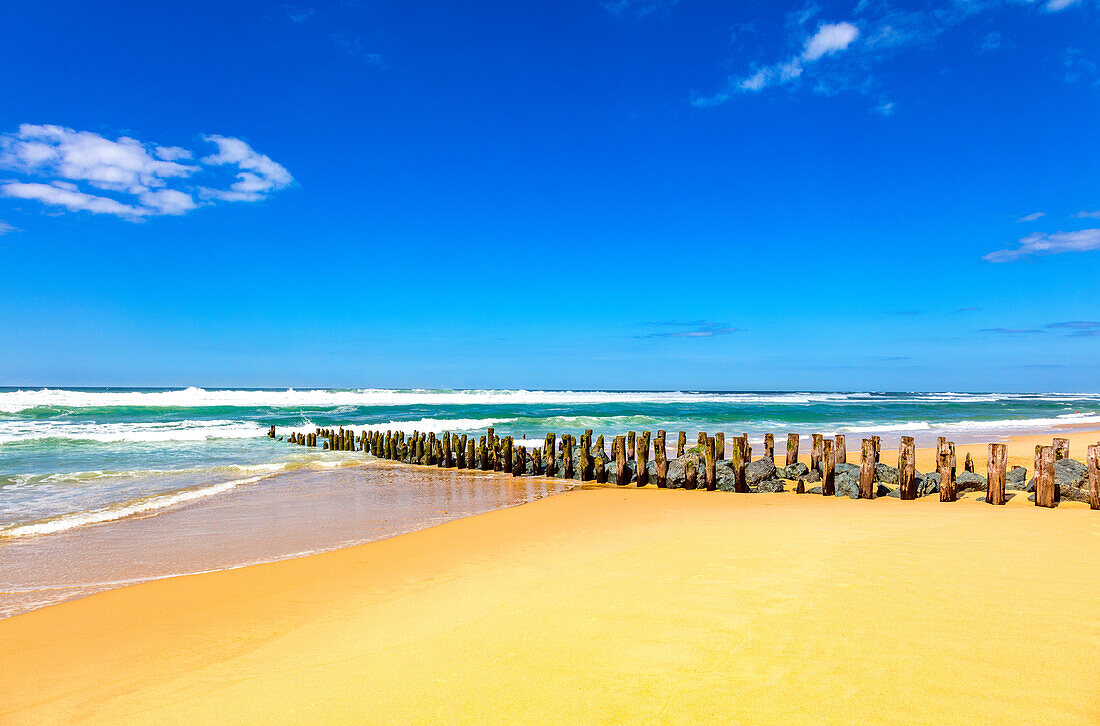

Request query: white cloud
[
  {"left": 0, "top": 220, "right": 15, "bottom": 235},
  {"left": 874, "top": 100, "right": 896, "bottom": 116},
  {"left": 983, "top": 229, "right": 1100, "bottom": 262},
  {"left": 802, "top": 22, "right": 860, "bottom": 61},
  {"left": 0, "top": 125, "right": 293, "bottom": 221},
  {"left": 1073, "top": 210, "right": 1100, "bottom": 218},
  {"left": 1017, "top": 211, "right": 1045, "bottom": 222},
  {"left": 1, "top": 181, "right": 145, "bottom": 218},
  {"left": 1045, "top": 0, "right": 1080, "bottom": 11}
]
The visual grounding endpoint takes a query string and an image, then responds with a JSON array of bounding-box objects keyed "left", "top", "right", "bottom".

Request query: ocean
[{"left": 2, "top": 387, "right": 1098, "bottom": 616}]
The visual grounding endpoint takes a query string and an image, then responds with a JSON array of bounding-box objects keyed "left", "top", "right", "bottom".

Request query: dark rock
[
  {"left": 835, "top": 463, "right": 860, "bottom": 478},
  {"left": 978, "top": 493, "right": 1016, "bottom": 503},
  {"left": 780, "top": 462, "right": 810, "bottom": 479},
  {"left": 955, "top": 470, "right": 988, "bottom": 494},
  {"left": 1006, "top": 466, "right": 1027, "bottom": 488},
  {"left": 1026, "top": 458, "right": 1089, "bottom": 495},
  {"left": 1060, "top": 486, "right": 1092, "bottom": 504},
  {"left": 917, "top": 472, "right": 940, "bottom": 498},
  {"left": 806, "top": 486, "right": 823, "bottom": 495},
  {"left": 665, "top": 454, "right": 701, "bottom": 489},
  {"left": 834, "top": 472, "right": 860, "bottom": 499},
  {"left": 874, "top": 463, "right": 899, "bottom": 484},
  {"left": 745, "top": 458, "right": 778, "bottom": 486},
  {"left": 755, "top": 479, "right": 786, "bottom": 493},
  {"left": 886, "top": 487, "right": 901, "bottom": 498},
  {"left": 714, "top": 461, "right": 738, "bottom": 492},
  {"left": 802, "top": 469, "right": 822, "bottom": 483}
]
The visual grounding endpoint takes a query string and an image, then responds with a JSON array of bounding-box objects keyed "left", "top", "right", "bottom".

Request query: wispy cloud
[
  {"left": 603, "top": 0, "right": 681, "bottom": 17},
  {"left": 1063, "top": 47, "right": 1097, "bottom": 84},
  {"left": 283, "top": 4, "right": 315, "bottom": 23},
  {"left": 0, "top": 124, "right": 293, "bottom": 220},
  {"left": 330, "top": 34, "right": 383, "bottom": 63},
  {"left": 982, "top": 229, "right": 1100, "bottom": 262},
  {"left": 1046, "top": 321, "right": 1100, "bottom": 336},
  {"left": 979, "top": 30, "right": 1003, "bottom": 52},
  {"left": 1045, "top": 0, "right": 1081, "bottom": 12},
  {"left": 694, "top": 19, "right": 859, "bottom": 104},
  {"left": 0, "top": 220, "right": 15, "bottom": 235},
  {"left": 636, "top": 320, "right": 741, "bottom": 339},
  {"left": 978, "top": 327, "right": 1045, "bottom": 335},
  {"left": 1017, "top": 211, "right": 1045, "bottom": 222},
  {"left": 1072, "top": 209, "right": 1100, "bottom": 218}
]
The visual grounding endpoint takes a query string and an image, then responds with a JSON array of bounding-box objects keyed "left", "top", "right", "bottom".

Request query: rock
[
  {"left": 1059, "top": 486, "right": 1092, "bottom": 504},
  {"left": 745, "top": 458, "right": 778, "bottom": 486},
  {"left": 875, "top": 483, "right": 891, "bottom": 497},
  {"left": 874, "top": 463, "right": 899, "bottom": 484},
  {"left": 780, "top": 462, "right": 810, "bottom": 479},
  {"left": 1006, "top": 466, "right": 1028, "bottom": 490},
  {"left": 714, "top": 461, "right": 738, "bottom": 492},
  {"left": 917, "top": 472, "right": 940, "bottom": 497},
  {"left": 806, "top": 486, "right": 823, "bottom": 495},
  {"left": 665, "top": 454, "right": 701, "bottom": 489},
  {"left": 955, "top": 470, "right": 988, "bottom": 494},
  {"left": 802, "top": 469, "right": 822, "bottom": 483},
  {"left": 834, "top": 472, "right": 860, "bottom": 499},
  {"left": 755, "top": 478, "right": 786, "bottom": 493},
  {"left": 1026, "top": 458, "right": 1090, "bottom": 495},
  {"left": 886, "top": 487, "right": 901, "bottom": 498},
  {"left": 978, "top": 493, "right": 1016, "bottom": 503},
  {"left": 835, "top": 463, "right": 860, "bottom": 478}
]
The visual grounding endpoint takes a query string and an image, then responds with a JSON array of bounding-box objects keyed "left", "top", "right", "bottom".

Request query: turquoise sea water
[{"left": 2, "top": 387, "right": 1099, "bottom": 536}]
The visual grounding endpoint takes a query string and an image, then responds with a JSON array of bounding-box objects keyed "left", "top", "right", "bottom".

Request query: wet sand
[{"left": 1, "top": 430, "right": 1098, "bottom": 723}]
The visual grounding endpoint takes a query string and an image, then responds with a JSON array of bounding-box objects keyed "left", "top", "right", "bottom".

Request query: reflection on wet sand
[{"left": 0, "top": 461, "right": 573, "bottom": 618}]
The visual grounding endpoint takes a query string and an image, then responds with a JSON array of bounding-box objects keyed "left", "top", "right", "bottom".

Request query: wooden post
[
  {"left": 513, "top": 440, "right": 525, "bottom": 476},
  {"left": 677, "top": 431, "right": 686, "bottom": 457},
  {"left": 1035, "top": 445, "right": 1056, "bottom": 508},
  {"left": 704, "top": 436, "right": 716, "bottom": 491},
  {"left": 715, "top": 432, "right": 725, "bottom": 461},
  {"left": 729, "top": 439, "right": 747, "bottom": 493},
  {"left": 579, "top": 433, "right": 591, "bottom": 482},
  {"left": 786, "top": 434, "right": 799, "bottom": 466},
  {"left": 627, "top": 431, "right": 636, "bottom": 461},
  {"left": 898, "top": 436, "right": 916, "bottom": 500},
  {"left": 697, "top": 432, "right": 706, "bottom": 451},
  {"left": 466, "top": 439, "right": 475, "bottom": 471},
  {"left": 654, "top": 431, "right": 667, "bottom": 488},
  {"left": 871, "top": 436, "right": 881, "bottom": 464},
  {"left": 835, "top": 435, "right": 846, "bottom": 465},
  {"left": 1053, "top": 438, "right": 1069, "bottom": 461},
  {"left": 764, "top": 434, "right": 774, "bottom": 462},
  {"left": 964, "top": 452, "right": 974, "bottom": 474},
  {"left": 637, "top": 431, "right": 650, "bottom": 486},
  {"left": 563, "top": 435, "right": 574, "bottom": 480},
  {"left": 939, "top": 442, "right": 957, "bottom": 503},
  {"left": 503, "top": 437, "right": 513, "bottom": 474},
  {"left": 545, "top": 434, "right": 556, "bottom": 477},
  {"left": 986, "top": 443, "right": 1006, "bottom": 506},
  {"left": 822, "top": 439, "right": 835, "bottom": 496},
  {"left": 595, "top": 434, "right": 604, "bottom": 454},
  {"left": 685, "top": 459, "right": 697, "bottom": 490},
  {"left": 859, "top": 439, "right": 875, "bottom": 499},
  {"left": 811, "top": 434, "right": 823, "bottom": 475},
  {"left": 442, "top": 434, "right": 452, "bottom": 467},
  {"left": 615, "top": 436, "right": 627, "bottom": 486},
  {"left": 1087, "top": 444, "right": 1100, "bottom": 511},
  {"left": 532, "top": 446, "right": 543, "bottom": 476}
]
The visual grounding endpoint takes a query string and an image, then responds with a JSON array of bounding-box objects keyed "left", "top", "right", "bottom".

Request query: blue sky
[{"left": 1, "top": 0, "right": 1098, "bottom": 391}]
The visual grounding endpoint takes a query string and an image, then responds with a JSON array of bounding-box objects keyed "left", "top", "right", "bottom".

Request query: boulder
[
  {"left": 745, "top": 458, "right": 778, "bottom": 486},
  {"left": 874, "top": 463, "right": 899, "bottom": 484},
  {"left": 802, "top": 469, "right": 822, "bottom": 483},
  {"left": 780, "top": 462, "right": 810, "bottom": 479},
  {"left": 806, "top": 486, "right": 824, "bottom": 495},
  {"left": 665, "top": 454, "right": 701, "bottom": 489},
  {"left": 955, "top": 470, "right": 988, "bottom": 494},
  {"left": 834, "top": 472, "right": 860, "bottom": 499},
  {"left": 917, "top": 472, "right": 940, "bottom": 498},
  {"left": 835, "top": 463, "right": 860, "bottom": 478},
  {"left": 1026, "top": 458, "right": 1089, "bottom": 494},
  {"left": 714, "top": 461, "right": 738, "bottom": 492},
  {"left": 1006, "top": 466, "right": 1028, "bottom": 490},
  {"left": 755, "top": 479, "right": 786, "bottom": 493}
]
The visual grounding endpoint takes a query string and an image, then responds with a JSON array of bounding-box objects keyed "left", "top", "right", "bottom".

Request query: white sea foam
[
  {"left": 0, "top": 475, "right": 268, "bottom": 538},
  {"left": 8, "top": 387, "right": 1093, "bottom": 413},
  {"left": 0, "top": 419, "right": 268, "bottom": 444}
]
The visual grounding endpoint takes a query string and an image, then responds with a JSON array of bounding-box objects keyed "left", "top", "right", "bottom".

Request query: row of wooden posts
[{"left": 267, "top": 425, "right": 1100, "bottom": 510}]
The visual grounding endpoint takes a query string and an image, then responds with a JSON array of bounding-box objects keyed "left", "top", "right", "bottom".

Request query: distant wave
[
  {"left": 0, "top": 475, "right": 270, "bottom": 538},
  {"left": 7, "top": 387, "right": 1097, "bottom": 413},
  {"left": 0, "top": 419, "right": 269, "bottom": 444}
]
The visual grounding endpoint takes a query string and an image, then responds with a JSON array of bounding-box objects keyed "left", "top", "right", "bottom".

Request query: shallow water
[{"left": 0, "top": 461, "right": 573, "bottom": 618}]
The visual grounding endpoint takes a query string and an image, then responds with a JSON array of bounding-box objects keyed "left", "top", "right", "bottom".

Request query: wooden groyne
[{"left": 270, "top": 426, "right": 1100, "bottom": 510}]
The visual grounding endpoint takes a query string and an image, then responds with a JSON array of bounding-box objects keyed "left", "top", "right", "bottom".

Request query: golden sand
[{"left": 1, "top": 432, "right": 1098, "bottom": 724}]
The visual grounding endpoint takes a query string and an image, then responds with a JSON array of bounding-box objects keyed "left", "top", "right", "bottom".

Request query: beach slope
[{"left": 1, "top": 488, "right": 1097, "bottom": 724}]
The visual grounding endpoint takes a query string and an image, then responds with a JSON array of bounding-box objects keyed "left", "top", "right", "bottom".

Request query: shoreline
[{"left": 1, "top": 475, "right": 1097, "bottom": 722}]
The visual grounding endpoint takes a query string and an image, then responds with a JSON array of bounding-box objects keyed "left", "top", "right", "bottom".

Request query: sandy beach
[{"left": 1, "top": 430, "right": 1097, "bottom": 724}]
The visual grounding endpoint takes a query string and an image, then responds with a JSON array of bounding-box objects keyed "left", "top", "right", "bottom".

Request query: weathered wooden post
[
  {"left": 986, "top": 443, "right": 1006, "bottom": 506},
  {"left": 704, "top": 436, "right": 716, "bottom": 491},
  {"left": 685, "top": 459, "right": 698, "bottom": 490},
  {"left": 697, "top": 432, "right": 706, "bottom": 450},
  {"left": 654, "top": 431, "right": 668, "bottom": 488},
  {"left": 730, "top": 439, "right": 747, "bottom": 493},
  {"left": 563, "top": 435, "right": 574, "bottom": 479},
  {"left": 835, "top": 434, "right": 846, "bottom": 465},
  {"left": 466, "top": 439, "right": 476, "bottom": 471},
  {"left": 578, "top": 433, "right": 591, "bottom": 482},
  {"left": 595, "top": 434, "right": 604, "bottom": 454},
  {"left": 545, "top": 434, "right": 557, "bottom": 477},
  {"left": 822, "top": 439, "right": 835, "bottom": 496},
  {"left": 442, "top": 433, "right": 452, "bottom": 467},
  {"left": 1087, "top": 444, "right": 1100, "bottom": 510},
  {"left": 268, "top": 425, "right": 276, "bottom": 438},
  {"left": 1035, "top": 445, "right": 1056, "bottom": 508},
  {"left": 786, "top": 434, "right": 799, "bottom": 466},
  {"left": 964, "top": 452, "right": 974, "bottom": 474},
  {"left": 503, "top": 437, "right": 513, "bottom": 474},
  {"left": 513, "top": 441, "right": 525, "bottom": 476},
  {"left": 898, "top": 436, "right": 916, "bottom": 500},
  {"left": 871, "top": 436, "right": 881, "bottom": 464},
  {"left": 811, "top": 434, "right": 823, "bottom": 475},
  {"left": 939, "top": 441, "right": 957, "bottom": 503},
  {"left": 740, "top": 436, "right": 752, "bottom": 465},
  {"left": 627, "top": 431, "right": 636, "bottom": 462},
  {"left": 1053, "top": 438, "right": 1069, "bottom": 461},
  {"left": 715, "top": 432, "right": 725, "bottom": 461},
  {"left": 677, "top": 431, "right": 686, "bottom": 457},
  {"left": 637, "top": 431, "right": 650, "bottom": 486},
  {"left": 613, "top": 436, "right": 627, "bottom": 485},
  {"left": 764, "top": 434, "right": 774, "bottom": 462},
  {"left": 532, "top": 446, "right": 543, "bottom": 476},
  {"left": 859, "top": 439, "right": 876, "bottom": 499}
]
